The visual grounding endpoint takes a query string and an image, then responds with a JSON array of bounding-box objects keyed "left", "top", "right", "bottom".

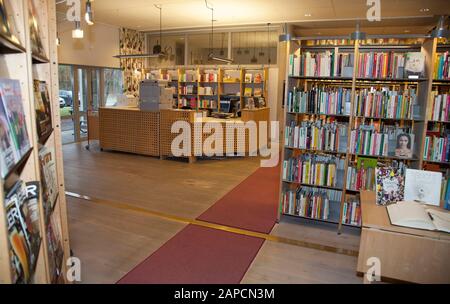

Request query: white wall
[{"left": 57, "top": 21, "right": 120, "bottom": 68}]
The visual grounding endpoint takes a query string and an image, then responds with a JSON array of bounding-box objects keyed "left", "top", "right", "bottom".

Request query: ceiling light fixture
[
  {"left": 251, "top": 31, "right": 258, "bottom": 63},
  {"left": 72, "top": 21, "right": 84, "bottom": 39},
  {"left": 205, "top": 0, "right": 233, "bottom": 64},
  {"left": 350, "top": 21, "right": 366, "bottom": 40},
  {"left": 419, "top": 8, "right": 430, "bottom": 13},
  {"left": 279, "top": 23, "right": 292, "bottom": 42},
  {"left": 430, "top": 15, "right": 450, "bottom": 38},
  {"left": 113, "top": 4, "right": 167, "bottom": 59},
  {"left": 304, "top": 13, "right": 312, "bottom": 17},
  {"left": 85, "top": 0, "right": 94, "bottom": 26}
]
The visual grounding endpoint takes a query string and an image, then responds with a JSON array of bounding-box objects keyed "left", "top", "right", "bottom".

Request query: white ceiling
[{"left": 56, "top": 0, "right": 450, "bottom": 33}]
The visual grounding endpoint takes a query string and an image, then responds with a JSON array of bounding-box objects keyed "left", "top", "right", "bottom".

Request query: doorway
[{"left": 58, "top": 64, "right": 123, "bottom": 144}]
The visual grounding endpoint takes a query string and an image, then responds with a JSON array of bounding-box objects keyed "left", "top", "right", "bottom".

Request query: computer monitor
[{"left": 220, "top": 100, "right": 231, "bottom": 113}]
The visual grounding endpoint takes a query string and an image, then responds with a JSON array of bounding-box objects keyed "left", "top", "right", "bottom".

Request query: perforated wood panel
[
  {"left": 160, "top": 109, "right": 195, "bottom": 157},
  {"left": 99, "top": 108, "right": 160, "bottom": 156}
]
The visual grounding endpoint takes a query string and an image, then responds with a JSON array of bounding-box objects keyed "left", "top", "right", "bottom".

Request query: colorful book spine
[
  {"left": 283, "top": 154, "right": 345, "bottom": 188},
  {"left": 429, "top": 92, "right": 450, "bottom": 122},
  {"left": 354, "top": 87, "right": 416, "bottom": 119},
  {"left": 282, "top": 186, "right": 342, "bottom": 221},
  {"left": 341, "top": 198, "right": 361, "bottom": 226},
  {"left": 357, "top": 52, "right": 406, "bottom": 79},
  {"left": 287, "top": 86, "right": 352, "bottom": 115},
  {"left": 433, "top": 52, "right": 450, "bottom": 80},
  {"left": 284, "top": 118, "right": 348, "bottom": 153}
]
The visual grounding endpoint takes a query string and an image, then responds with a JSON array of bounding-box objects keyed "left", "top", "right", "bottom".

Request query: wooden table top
[{"left": 360, "top": 191, "right": 450, "bottom": 241}]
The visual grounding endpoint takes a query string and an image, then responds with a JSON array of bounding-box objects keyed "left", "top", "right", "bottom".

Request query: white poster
[{"left": 404, "top": 169, "right": 442, "bottom": 206}]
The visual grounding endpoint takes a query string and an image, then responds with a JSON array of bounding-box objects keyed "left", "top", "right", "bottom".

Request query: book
[
  {"left": 404, "top": 169, "right": 442, "bottom": 206},
  {"left": 0, "top": 78, "right": 31, "bottom": 177},
  {"left": 5, "top": 180, "right": 41, "bottom": 284},
  {"left": 376, "top": 164, "right": 405, "bottom": 205},
  {"left": 46, "top": 212, "right": 64, "bottom": 283},
  {"left": 387, "top": 201, "right": 450, "bottom": 233},
  {"left": 38, "top": 146, "right": 58, "bottom": 222},
  {"left": 34, "top": 80, "right": 53, "bottom": 142},
  {"left": 394, "top": 130, "right": 414, "bottom": 158},
  {"left": 244, "top": 73, "right": 252, "bottom": 83},
  {"left": 404, "top": 52, "right": 425, "bottom": 78},
  {"left": 244, "top": 87, "right": 252, "bottom": 97},
  {"left": 0, "top": 88, "right": 17, "bottom": 177},
  {"left": 28, "top": 0, "right": 45, "bottom": 57},
  {"left": 433, "top": 52, "right": 450, "bottom": 80}
]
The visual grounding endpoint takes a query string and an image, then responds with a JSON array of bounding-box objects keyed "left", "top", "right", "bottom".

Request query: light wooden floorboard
[
  {"left": 64, "top": 142, "right": 261, "bottom": 219},
  {"left": 67, "top": 196, "right": 186, "bottom": 284},
  {"left": 242, "top": 241, "right": 362, "bottom": 284},
  {"left": 64, "top": 141, "right": 362, "bottom": 284},
  {"left": 271, "top": 216, "right": 361, "bottom": 252}
]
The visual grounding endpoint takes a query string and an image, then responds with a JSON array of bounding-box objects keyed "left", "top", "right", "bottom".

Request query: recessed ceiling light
[
  {"left": 419, "top": 8, "right": 430, "bottom": 12},
  {"left": 317, "top": 32, "right": 322, "bottom": 35},
  {"left": 304, "top": 13, "right": 312, "bottom": 17},
  {"left": 404, "top": 29, "right": 410, "bottom": 33}
]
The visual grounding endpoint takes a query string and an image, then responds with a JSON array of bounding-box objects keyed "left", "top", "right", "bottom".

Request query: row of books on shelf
[
  {"left": 282, "top": 186, "right": 342, "bottom": 221},
  {"left": 198, "top": 99, "right": 218, "bottom": 109},
  {"left": 286, "top": 86, "right": 352, "bottom": 116},
  {"left": 244, "top": 73, "right": 264, "bottom": 83},
  {"left": 289, "top": 50, "right": 354, "bottom": 78},
  {"left": 1, "top": 78, "right": 53, "bottom": 178},
  {"left": 441, "top": 174, "right": 450, "bottom": 209},
  {"left": 424, "top": 134, "right": 450, "bottom": 163},
  {"left": 284, "top": 118, "right": 348, "bottom": 152},
  {"left": 354, "top": 87, "right": 418, "bottom": 120},
  {"left": 198, "top": 86, "right": 215, "bottom": 95},
  {"left": 179, "top": 98, "right": 197, "bottom": 108},
  {"left": 356, "top": 52, "right": 424, "bottom": 79},
  {"left": 346, "top": 158, "right": 378, "bottom": 191},
  {"left": 429, "top": 92, "right": 450, "bottom": 122},
  {"left": 289, "top": 50, "right": 425, "bottom": 79},
  {"left": 434, "top": 52, "right": 450, "bottom": 80},
  {"left": 282, "top": 154, "right": 345, "bottom": 188},
  {"left": 342, "top": 198, "right": 361, "bottom": 226},
  {"left": 179, "top": 73, "right": 197, "bottom": 82},
  {"left": 200, "top": 73, "right": 218, "bottom": 83},
  {"left": 244, "top": 87, "right": 263, "bottom": 97},
  {"left": 179, "top": 85, "right": 196, "bottom": 95},
  {"left": 349, "top": 125, "right": 415, "bottom": 158}
]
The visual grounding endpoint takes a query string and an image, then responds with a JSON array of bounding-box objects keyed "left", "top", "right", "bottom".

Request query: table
[{"left": 357, "top": 191, "right": 450, "bottom": 283}]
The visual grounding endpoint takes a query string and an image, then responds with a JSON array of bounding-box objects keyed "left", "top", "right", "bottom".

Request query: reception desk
[{"left": 99, "top": 107, "right": 270, "bottom": 162}]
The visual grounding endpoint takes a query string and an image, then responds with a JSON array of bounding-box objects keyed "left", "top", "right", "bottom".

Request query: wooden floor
[{"left": 64, "top": 142, "right": 362, "bottom": 284}]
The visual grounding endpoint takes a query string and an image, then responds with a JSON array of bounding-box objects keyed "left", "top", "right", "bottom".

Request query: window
[
  {"left": 147, "top": 34, "right": 185, "bottom": 67},
  {"left": 188, "top": 32, "right": 228, "bottom": 65},
  {"left": 231, "top": 31, "right": 277, "bottom": 65},
  {"left": 104, "top": 68, "right": 123, "bottom": 107}
]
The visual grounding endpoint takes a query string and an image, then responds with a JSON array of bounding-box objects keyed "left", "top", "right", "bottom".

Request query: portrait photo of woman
[{"left": 395, "top": 133, "right": 413, "bottom": 158}]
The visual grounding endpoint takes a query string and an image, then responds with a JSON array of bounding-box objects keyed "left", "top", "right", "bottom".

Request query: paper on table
[
  {"left": 426, "top": 209, "right": 450, "bottom": 234},
  {"left": 387, "top": 201, "right": 436, "bottom": 231}
]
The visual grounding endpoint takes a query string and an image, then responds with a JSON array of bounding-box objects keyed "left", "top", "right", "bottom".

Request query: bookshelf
[
  {"left": 280, "top": 37, "right": 448, "bottom": 233},
  {"left": 0, "top": 0, "right": 70, "bottom": 283}
]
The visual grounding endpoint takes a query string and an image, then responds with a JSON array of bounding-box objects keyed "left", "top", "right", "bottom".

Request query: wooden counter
[
  {"left": 159, "top": 108, "right": 270, "bottom": 161},
  {"left": 99, "top": 107, "right": 160, "bottom": 156},
  {"left": 100, "top": 107, "right": 270, "bottom": 161},
  {"left": 357, "top": 191, "right": 450, "bottom": 283}
]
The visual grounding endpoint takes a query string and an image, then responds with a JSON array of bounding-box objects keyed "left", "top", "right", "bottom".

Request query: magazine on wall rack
[
  {"left": 34, "top": 80, "right": 52, "bottom": 141},
  {"left": 0, "top": 78, "right": 31, "bottom": 177},
  {"left": 5, "top": 180, "right": 41, "bottom": 284},
  {"left": 38, "top": 146, "right": 58, "bottom": 222},
  {"left": 28, "top": 0, "right": 45, "bottom": 57},
  {"left": 47, "top": 212, "right": 64, "bottom": 283}
]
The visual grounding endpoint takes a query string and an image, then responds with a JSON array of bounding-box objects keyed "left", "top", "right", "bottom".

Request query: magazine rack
[{"left": 0, "top": 0, "right": 70, "bottom": 284}]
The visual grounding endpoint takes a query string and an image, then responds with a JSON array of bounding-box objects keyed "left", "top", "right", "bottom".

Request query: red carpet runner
[
  {"left": 118, "top": 165, "right": 280, "bottom": 284},
  {"left": 197, "top": 165, "right": 280, "bottom": 234}
]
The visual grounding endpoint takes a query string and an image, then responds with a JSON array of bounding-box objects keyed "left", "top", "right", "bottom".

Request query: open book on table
[{"left": 387, "top": 201, "right": 450, "bottom": 233}]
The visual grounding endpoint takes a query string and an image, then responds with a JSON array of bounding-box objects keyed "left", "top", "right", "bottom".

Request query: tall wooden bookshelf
[
  {"left": 0, "top": 0, "right": 70, "bottom": 283},
  {"left": 280, "top": 36, "right": 448, "bottom": 233}
]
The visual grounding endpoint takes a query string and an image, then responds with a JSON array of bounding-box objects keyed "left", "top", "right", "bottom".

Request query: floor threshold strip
[{"left": 65, "top": 191, "right": 358, "bottom": 257}]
